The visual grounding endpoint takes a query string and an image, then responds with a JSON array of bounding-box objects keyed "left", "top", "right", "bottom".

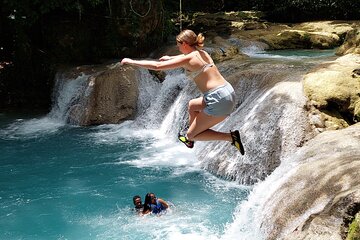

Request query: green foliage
[
  {"left": 163, "top": 0, "right": 360, "bottom": 22},
  {"left": 347, "top": 213, "right": 360, "bottom": 240},
  {"left": 252, "top": 0, "right": 360, "bottom": 22}
]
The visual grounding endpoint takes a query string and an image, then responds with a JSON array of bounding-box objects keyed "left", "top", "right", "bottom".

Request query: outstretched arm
[
  {"left": 159, "top": 54, "right": 185, "bottom": 61},
  {"left": 121, "top": 54, "right": 190, "bottom": 71}
]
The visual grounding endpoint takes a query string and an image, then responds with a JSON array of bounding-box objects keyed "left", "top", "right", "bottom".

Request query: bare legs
[{"left": 186, "top": 97, "right": 232, "bottom": 142}]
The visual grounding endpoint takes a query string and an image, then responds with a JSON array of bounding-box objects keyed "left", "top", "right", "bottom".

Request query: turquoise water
[{"left": 0, "top": 114, "right": 249, "bottom": 240}]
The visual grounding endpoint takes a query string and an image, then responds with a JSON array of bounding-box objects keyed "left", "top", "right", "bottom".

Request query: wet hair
[
  {"left": 142, "top": 193, "right": 155, "bottom": 214},
  {"left": 133, "top": 195, "right": 141, "bottom": 204},
  {"left": 176, "top": 29, "right": 205, "bottom": 49}
]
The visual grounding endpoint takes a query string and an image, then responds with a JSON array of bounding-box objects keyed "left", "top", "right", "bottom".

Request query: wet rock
[
  {"left": 352, "top": 68, "right": 360, "bottom": 78},
  {"left": 65, "top": 64, "right": 138, "bottom": 125},
  {"left": 337, "top": 27, "right": 360, "bottom": 55},
  {"left": 82, "top": 66, "right": 138, "bottom": 125},
  {"left": 261, "top": 123, "right": 360, "bottom": 240}
]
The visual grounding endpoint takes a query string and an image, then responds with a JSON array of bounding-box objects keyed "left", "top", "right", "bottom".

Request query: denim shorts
[{"left": 203, "top": 82, "right": 236, "bottom": 116}]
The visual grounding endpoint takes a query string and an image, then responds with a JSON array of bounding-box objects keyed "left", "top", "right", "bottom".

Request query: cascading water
[
  {"left": 135, "top": 69, "right": 161, "bottom": 118},
  {"left": 48, "top": 72, "right": 90, "bottom": 123},
  {"left": 133, "top": 69, "right": 191, "bottom": 130},
  {"left": 0, "top": 73, "right": 90, "bottom": 139},
  {"left": 136, "top": 58, "right": 312, "bottom": 184}
]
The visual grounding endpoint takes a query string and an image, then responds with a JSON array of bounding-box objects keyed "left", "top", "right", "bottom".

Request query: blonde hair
[{"left": 176, "top": 29, "right": 205, "bottom": 49}]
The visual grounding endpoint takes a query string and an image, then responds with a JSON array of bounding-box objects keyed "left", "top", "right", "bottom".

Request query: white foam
[
  {"left": 88, "top": 121, "right": 199, "bottom": 169},
  {"left": 222, "top": 159, "right": 300, "bottom": 240},
  {"left": 80, "top": 204, "right": 223, "bottom": 240},
  {"left": 0, "top": 116, "right": 65, "bottom": 139},
  {"left": 48, "top": 73, "right": 89, "bottom": 121},
  {"left": 90, "top": 121, "right": 157, "bottom": 145}
]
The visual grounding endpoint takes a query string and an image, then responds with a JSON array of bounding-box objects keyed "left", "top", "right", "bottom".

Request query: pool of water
[{"left": 0, "top": 114, "right": 250, "bottom": 240}]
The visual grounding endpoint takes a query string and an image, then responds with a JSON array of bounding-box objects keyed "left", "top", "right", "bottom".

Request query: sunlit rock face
[
  {"left": 303, "top": 54, "right": 360, "bottom": 131},
  {"left": 260, "top": 123, "right": 360, "bottom": 240},
  {"left": 229, "top": 20, "right": 358, "bottom": 50}
]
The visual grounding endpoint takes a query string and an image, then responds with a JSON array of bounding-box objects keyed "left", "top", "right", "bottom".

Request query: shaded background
[{"left": 0, "top": 0, "right": 359, "bottom": 110}]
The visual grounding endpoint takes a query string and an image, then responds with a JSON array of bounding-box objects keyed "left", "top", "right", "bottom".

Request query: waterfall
[
  {"left": 135, "top": 69, "right": 161, "bottom": 117},
  {"left": 0, "top": 72, "right": 91, "bottom": 139},
  {"left": 228, "top": 38, "right": 268, "bottom": 57},
  {"left": 48, "top": 72, "right": 90, "bottom": 123},
  {"left": 133, "top": 69, "right": 196, "bottom": 131}
]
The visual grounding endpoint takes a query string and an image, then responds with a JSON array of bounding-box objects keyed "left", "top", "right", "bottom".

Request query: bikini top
[{"left": 186, "top": 51, "right": 214, "bottom": 79}]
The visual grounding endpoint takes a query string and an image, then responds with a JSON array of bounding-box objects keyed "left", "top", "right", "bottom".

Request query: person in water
[
  {"left": 142, "top": 192, "right": 169, "bottom": 215},
  {"left": 132, "top": 195, "right": 143, "bottom": 213},
  {"left": 120, "top": 29, "right": 245, "bottom": 154}
]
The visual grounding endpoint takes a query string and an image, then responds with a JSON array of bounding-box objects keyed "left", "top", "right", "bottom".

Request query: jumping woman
[{"left": 120, "top": 29, "right": 244, "bottom": 155}]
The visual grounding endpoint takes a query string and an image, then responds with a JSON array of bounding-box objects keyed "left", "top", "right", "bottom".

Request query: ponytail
[
  {"left": 176, "top": 30, "right": 205, "bottom": 49},
  {"left": 196, "top": 33, "right": 205, "bottom": 49}
]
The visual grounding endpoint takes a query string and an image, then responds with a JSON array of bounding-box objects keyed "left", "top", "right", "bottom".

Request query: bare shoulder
[{"left": 199, "top": 50, "right": 213, "bottom": 63}]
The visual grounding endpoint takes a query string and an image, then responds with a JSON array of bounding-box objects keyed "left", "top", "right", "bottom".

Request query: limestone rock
[
  {"left": 209, "top": 36, "right": 248, "bottom": 62},
  {"left": 303, "top": 54, "right": 360, "bottom": 129},
  {"left": 261, "top": 123, "right": 360, "bottom": 240},
  {"left": 337, "top": 27, "right": 360, "bottom": 55},
  {"left": 297, "top": 21, "right": 354, "bottom": 38},
  {"left": 231, "top": 20, "right": 358, "bottom": 50},
  {"left": 190, "top": 11, "right": 264, "bottom": 29},
  {"left": 82, "top": 66, "right": 138, "bottom": 125},
  {"left": 262, "top": 29, "right": 340, "bottom": 49},
  {"left": 65, "top": 65, "right": 138, "bottom": 125}
]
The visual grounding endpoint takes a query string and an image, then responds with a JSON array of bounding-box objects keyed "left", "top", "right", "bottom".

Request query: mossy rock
[
  {"left": 337, "top": 27, "right": 360, "bottom": 55},
  {"left": 186, "top": 11, "right": 265, "bottom": 33},
  {"left": 303, "top": 54, "right": 360, "bottom": 128},
  {"left": 262, "top": 30, "right": 340, "bottom": 49},
  {"left": 208, "top": 36, "right": 248, "bottom": 62}
]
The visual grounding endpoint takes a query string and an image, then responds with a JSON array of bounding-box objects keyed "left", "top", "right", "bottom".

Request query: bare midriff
[{"left": 193, "top": 65, "right": 227, "bottom": 93}]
